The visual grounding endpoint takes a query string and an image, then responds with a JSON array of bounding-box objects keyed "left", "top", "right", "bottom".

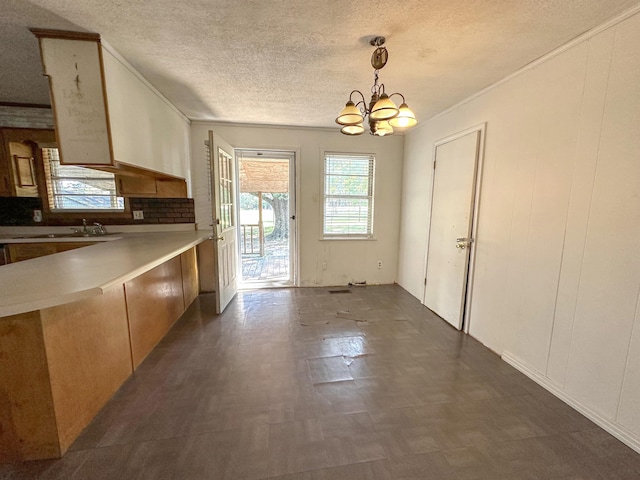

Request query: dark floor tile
[
  {"left": 313, "top": 380, "right": 367, "bottom": 416},
  {"left": 0, "top": 451, "right": 88, "bottom": 480},
  {"left": 4, "top": 286, "right": 640, "bottom": 479}
]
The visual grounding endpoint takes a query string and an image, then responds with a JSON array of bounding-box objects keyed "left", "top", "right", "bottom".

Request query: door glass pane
[{"left": 218, "top": 148, "right": 234, "bottom": 230}]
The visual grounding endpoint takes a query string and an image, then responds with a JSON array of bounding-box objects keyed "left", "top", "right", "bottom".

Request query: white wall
[
  {"left": 190, "top": 123, "right": 404, "bottom": 287},
  {"left": 398, "top": 9, "right": 640, "bottom": 451},
  {"left": 102, "top": 45, "right": 191, "bottom": 181}
]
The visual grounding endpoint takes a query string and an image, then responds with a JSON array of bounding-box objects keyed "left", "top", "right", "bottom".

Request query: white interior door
[
  {"left": 424, "top": 130, "right": 480, "bottom": 330},
  {"left": 209, "top": 131, "right": 238, "bottom": 313}
]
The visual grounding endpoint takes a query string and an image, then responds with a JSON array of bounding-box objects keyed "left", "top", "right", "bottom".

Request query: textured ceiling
[{"left": 2, "top": 0, "right": 639, "bottom": 128}]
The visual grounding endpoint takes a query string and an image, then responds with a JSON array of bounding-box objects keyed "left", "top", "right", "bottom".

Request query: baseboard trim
[{"left": 502, "top": 351, "right": 640, "bottom": 454}]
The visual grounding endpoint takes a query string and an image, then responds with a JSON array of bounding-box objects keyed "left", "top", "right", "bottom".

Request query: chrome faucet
[
  {"left": 70, "top": 219, "right": 107, "bottom": 236},
  {"left": 93, "top": 222, "right": 107, "bottom": 235}
]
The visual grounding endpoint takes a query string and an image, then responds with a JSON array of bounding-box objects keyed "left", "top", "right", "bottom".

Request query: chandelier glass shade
[{"left": 335, "top": 36, "right": 417, "bottom": 136}]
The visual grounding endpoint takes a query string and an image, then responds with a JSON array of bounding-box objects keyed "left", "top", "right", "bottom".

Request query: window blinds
[{"left": 323, "top": 152, "right": 375, "bottom": 238}]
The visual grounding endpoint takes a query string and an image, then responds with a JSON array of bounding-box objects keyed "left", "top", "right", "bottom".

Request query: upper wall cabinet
[
  {"left": 31, "top": 30, "right": 190, "bottom": 180},
  {"left": 0, "top": 128, "right": 56, "bottom": 198}
]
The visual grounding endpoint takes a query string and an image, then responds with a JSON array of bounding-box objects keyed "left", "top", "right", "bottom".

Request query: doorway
[
  {"left": 236, "top": 149, "right": 296, "bottom": 287},
  {"left": 424, "top": 124, "right": 485, "bottom": 332}
]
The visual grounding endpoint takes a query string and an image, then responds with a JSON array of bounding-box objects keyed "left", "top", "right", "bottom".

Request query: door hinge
[
  {"left": 424, "top": 278, "right": 427, "bottom": 286},
  {"left": 433, "top": 160, "right": 437, "bottom": 170}
]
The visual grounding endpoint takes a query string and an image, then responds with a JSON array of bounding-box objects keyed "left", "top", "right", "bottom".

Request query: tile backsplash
[{"left": 0, "top": 197, "right": 195, "bottom": 226}]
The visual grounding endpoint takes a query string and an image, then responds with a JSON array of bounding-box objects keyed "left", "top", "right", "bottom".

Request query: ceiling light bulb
[
  {"left": 388, "top": 103, "right": 417, "bottom": 128},
  {"left": 336, "top": 101, "right": 364, "bottom": 125}
]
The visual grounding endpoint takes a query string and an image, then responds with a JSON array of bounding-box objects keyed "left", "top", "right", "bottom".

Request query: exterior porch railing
[{"left": 241, "top": 223, "right": 264, "bottom": 256}]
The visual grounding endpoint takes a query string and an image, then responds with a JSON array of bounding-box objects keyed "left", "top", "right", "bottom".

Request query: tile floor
[{"left": 2, "top": 285, "right": 640, "bottom": 479}]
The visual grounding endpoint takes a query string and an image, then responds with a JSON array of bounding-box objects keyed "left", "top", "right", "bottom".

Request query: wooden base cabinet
[
  {"left": 125, "top": 249, "right": 199, "bottom": 369},
  {"left": 5, "top": 242, "right": 93, "bottom": 263},
  {"left": 0, "top": 247, "right": 200, "bottom": 462},
  {"left": 125, "top": 256, "right": 185, "bottom": 369},
  {"left": 181, "top": 247, "right": 199, "bottom": 309},
  {"left": 0, "top": 286, "right": 131, "bottom": 462}
]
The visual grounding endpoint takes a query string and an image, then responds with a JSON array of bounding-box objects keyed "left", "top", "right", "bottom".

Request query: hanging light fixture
[{"left": 336, "top": 36, "right": 417, "bottom": 136}]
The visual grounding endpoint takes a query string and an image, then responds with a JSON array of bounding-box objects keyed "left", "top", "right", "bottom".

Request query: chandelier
[{"left": 336, "top": 36, "right": 417, "bottom": 136}]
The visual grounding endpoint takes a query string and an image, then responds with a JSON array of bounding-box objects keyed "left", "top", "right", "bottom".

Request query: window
[
  {"left": 323, "top": 152, "right": 375, "bottom": 238},
  {"left": 42, "top": 148, "right": 124, "bottom": 211}
]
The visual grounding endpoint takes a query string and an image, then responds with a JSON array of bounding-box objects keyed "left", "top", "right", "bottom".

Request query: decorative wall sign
[{"left": 32, "top": 30, "right": 114, "bottom": 166}]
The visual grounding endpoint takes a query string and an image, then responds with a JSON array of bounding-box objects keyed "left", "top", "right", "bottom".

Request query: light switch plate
[{"left": 133, "top": 210, "right": 144, "bottom": 220}]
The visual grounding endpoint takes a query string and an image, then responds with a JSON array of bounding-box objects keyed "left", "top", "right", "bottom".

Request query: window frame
[
  {"left": 322, "top": 151, "right": 375, "bottom": 240},
  {"left": 0, "top": 128, "right": 131, "bottom": 223},
  {"left": 42, "top": 147, "right": 125, "bottom": 213}
]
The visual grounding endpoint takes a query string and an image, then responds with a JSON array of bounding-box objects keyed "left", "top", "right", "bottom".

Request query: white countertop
[{"left": 0, "top": 230, "right": 212, "bottom": 318}]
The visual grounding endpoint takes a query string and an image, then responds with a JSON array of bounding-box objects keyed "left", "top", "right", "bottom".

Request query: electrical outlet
[
  {"left": 133, "top": 210, "right": 144, "bottom": 220},
  {"left": 321, "top": 261, "right": 327, "bottom": 271},
  {"left": 377, "top": 260, "right": 383, "bottom": 269},
  {"left": 33, "top": 209, "right": 42, "bottom": 222}
]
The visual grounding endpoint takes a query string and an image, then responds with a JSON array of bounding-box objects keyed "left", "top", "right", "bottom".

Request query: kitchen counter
[
  {"left": 0, "top": 229, "right": 211, "bottom": 461},
  {"left": 0, "top": 230, "right": 212, "bottom": 318}
]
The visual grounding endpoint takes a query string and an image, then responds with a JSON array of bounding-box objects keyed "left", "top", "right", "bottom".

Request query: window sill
[
  {"left": 320, "top": 236, "right": 376, "bottom": 241},
  {"left": 49, "top": 210, "right": 126, "bottom": 214}
]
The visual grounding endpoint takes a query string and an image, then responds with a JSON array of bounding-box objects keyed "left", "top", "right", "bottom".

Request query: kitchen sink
[
  {"left": 11, "top": 232, "right": 120, "bottom": 239},
  {"left": 33, "top": 233, "right": 92, "bottom": 238}
]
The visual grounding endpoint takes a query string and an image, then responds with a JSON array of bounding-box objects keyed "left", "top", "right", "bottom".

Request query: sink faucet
[{"left": 93, "top": 222, "right": 107, "bottom": 235}]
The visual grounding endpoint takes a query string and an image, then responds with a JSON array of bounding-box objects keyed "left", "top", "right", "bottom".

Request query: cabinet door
[
  {"left": 116, "top": 175, "right": 157, "bottom": 196},
  {"left": 6, "top": 243, "right": 57, "bottom": 263},
  {"left": 9, "top": 142, "right": 38, "bottom": 197},
  {"left": 156, "top": 179, "right": 187, "bottom": 198},
  {"left": 116, "top": 175, "right": 187, "bottom": 198},
  {"left": 0, "top": 131, "right": 12, "bottom": 196},
  {"left": 6, "top": 242, "right": 92, "bottom": 263}
]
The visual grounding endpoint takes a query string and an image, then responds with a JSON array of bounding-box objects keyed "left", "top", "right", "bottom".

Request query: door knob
[
  {"left": 456, "top": 237, "right": 473, "bottom": 249},
  {"left": 215, "top": 236, "right": 224, "bottom": 241}
]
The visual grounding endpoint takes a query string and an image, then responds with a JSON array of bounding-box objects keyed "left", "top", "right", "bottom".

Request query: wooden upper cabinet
[
  {"left": 31, "top": 30, "right": 114, "bottom": 167},
  {"left": 8, "top": 141, "right": 39, "bottom": 197},
  {"left": 0, "top": 128, "right": 56, "bottom": 197},
  {"left": 0, "top": 130, "right": 12, "bottom": 196},
  {"left": 116, "top": 174, "right": 188, "bottom": 198}
]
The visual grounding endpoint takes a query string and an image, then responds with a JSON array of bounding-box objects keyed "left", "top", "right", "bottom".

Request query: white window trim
[
  {"left": 322, "top": 151, "right": 375, "bottom": 240},
  {"left": 43, "top": 147, "right": 124, "bottom": 212}
]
